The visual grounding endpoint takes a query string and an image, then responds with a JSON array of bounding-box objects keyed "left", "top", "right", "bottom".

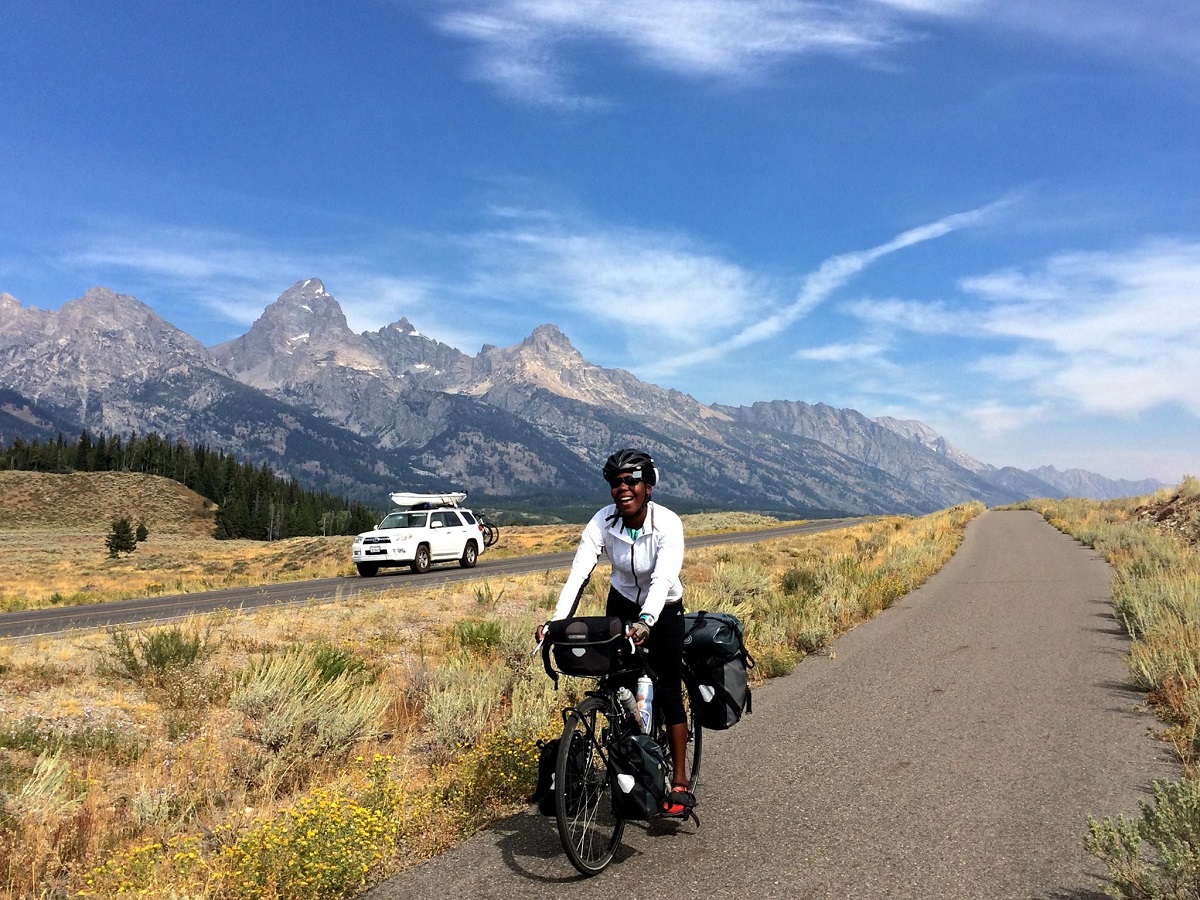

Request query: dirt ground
[{"left": 1135, "top": 481, "right": 1200, "bottom": 547}]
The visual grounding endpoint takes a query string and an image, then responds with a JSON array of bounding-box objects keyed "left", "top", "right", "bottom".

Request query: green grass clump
[
  {"left": 450, "top": 619, "right": 505, "bottom": 655},
  {"left": 102, "top": 624, "right": 212, "bottom": 680}
]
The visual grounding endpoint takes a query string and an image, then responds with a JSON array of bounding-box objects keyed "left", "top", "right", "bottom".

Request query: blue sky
[{"left": 2, "top": 1, "right": 1198, "bottom": 484}]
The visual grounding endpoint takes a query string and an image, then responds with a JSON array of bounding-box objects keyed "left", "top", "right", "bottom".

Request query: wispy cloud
[
  {"left": 840, "top": 297, "right": 973, "bottom": 334},
  {"left": 431, "top": 0, "right": 1200, "bottom": 107},
  {"left": 435, "top": 0, "right": 911, "bottom": 106},
  {"left": 973, "top": 1, "right": 1200, "bottom": 68},
  {"left": 462, "top": 214, "right": 766, "bottom": 349},
  {"left": 646, "top": 200, "right": 1005, "bottom": 375},
  {"left": 966, "top": 240, "right": 1200, "bottom": 416},
  {"left": 847, "top": 239, "right": 1200, "bottom": 426},
  {"left": 967, "top": 399, "right": 1054, "bottom": 439},
  {"left": 794, "top": 341, "right": 889, "bottom": 362}
]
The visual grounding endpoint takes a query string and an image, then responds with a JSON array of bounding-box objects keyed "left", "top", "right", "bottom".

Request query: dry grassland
[{"left": 4, "top": 471, "right": 777, "bottom": 611}]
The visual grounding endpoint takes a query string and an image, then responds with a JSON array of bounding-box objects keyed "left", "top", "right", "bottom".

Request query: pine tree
[
  {"left": 135, "top": 521, "right": 149, "bottom": 542},
  {"left": 105, "top": 517, "right": 138, "bottom": 557}
]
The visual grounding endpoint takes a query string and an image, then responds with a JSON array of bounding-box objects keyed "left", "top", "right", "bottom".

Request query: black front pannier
[
  {"left": 543, "top": 616, "right": 628, "bottom": 679},
  {"left": 528, "top": 732, "right": 590, "bottom": 816},
  {"left": 682, "top": 610, "right": 755, "bottom": 730},
  {"left": 609, "top": 733, "right": 668, "bottom": 820}
]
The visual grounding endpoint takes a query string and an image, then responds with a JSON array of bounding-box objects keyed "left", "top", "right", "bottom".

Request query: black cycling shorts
[{"left": 605, "top": 586, "right": 686, "bottom": 726}]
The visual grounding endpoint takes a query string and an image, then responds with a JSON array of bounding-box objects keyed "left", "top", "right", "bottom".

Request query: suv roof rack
[{"left": 389, "top": 491, "right": 468, "bottom": 510}]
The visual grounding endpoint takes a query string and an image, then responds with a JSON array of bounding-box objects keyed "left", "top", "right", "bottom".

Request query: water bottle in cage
[
  {"left": 636, "top": 675, "right": 654, "bottom": 734},
  {"left": 616, "top": 686, "right": 639, "bottom": 725}
]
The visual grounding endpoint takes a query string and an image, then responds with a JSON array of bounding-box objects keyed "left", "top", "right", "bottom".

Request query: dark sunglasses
[{"left": 607, "top": 474, "right": 643, "bottom": 488}]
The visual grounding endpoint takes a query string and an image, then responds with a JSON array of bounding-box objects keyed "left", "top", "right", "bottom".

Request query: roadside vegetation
[
  {"left": 1017, "top": 477, "right": 1200, "bottom": 898},
  {"left": 0, "top": 493, "right": 982, "bottom": 899}
]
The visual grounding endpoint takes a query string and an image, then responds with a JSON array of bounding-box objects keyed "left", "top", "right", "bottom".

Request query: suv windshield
[{"left": 377, "top": 512, "right": 429, "bottom": 529}]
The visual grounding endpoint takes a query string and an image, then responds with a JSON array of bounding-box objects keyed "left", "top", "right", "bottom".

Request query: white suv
[{"left": 352, "top": 504, "right": 486, "bottom": 576}]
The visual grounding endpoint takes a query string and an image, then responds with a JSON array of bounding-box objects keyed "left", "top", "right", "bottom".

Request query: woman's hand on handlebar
[
  {"left": 627, "top": 621, "right": 650, "bottom": 646},
  {"left": 534, "top": 621, "right": 549, "bottom": 643}
]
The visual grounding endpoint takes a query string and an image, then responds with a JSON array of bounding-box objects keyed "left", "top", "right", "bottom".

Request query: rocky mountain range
[{"left": 0, "top": 280, "right": 1164, "bottom": 517}]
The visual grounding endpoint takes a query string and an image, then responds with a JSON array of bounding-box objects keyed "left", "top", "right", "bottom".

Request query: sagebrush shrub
[
  {"left": 1086, "top": 779, "right": 1200, "bottom": 899},
  {"left": 230, "top": 648, "right": 387, "bottom": 762}
]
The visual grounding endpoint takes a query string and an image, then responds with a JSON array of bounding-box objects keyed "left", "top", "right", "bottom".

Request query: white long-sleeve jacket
[{"left": 551, "top": 501, "right": 684, "bottom": 626}]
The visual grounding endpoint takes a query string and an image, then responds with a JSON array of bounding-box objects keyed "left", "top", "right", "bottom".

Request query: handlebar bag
[{"left": 546, "top": 615, "right": 626, "bottom": 677}]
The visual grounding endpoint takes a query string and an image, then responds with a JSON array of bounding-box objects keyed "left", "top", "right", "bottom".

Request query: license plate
[{"left": 366, "top": 548, "right": 386, "bottom": 555}]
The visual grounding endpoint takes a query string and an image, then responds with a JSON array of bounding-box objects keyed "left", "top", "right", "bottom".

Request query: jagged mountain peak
[
  {"left": 515, "top": 324, "right": 586, "bottom": 362},
  {"left": 470, "top": 324, "right": 728, "bottom": 430},
  {"left": 526, "top": 322, "right": 574, "bottom": 346},
  {"left": 63, "top": 286, "right": 163, "bottom": 330},
  {"left": 211, "top": 279, "right": 372, "bottom": 380},
  {"left": 255, "top": 278, "right": 350, "bottom": 339},
  {"left": 0, "top": 293, "right": 50, "bottom": 347},
  {"left": 1030, "top": 465, "right": 1165, "bottom": 500},
  {"left": 873, "top": 415, "right": 986, "bottom": 474}
]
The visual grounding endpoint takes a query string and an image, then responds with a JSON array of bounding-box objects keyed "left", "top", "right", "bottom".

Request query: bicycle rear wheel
[
  {"left": 556, "top": 696, "right": 625, "bottom": 876},
  {"left": 659, "top": 683, "right": 703, "bottom": 792}
]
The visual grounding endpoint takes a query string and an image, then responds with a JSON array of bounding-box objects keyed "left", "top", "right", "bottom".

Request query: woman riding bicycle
[{"left": 536, "top": 448, "right": 695, "bottom": 817}]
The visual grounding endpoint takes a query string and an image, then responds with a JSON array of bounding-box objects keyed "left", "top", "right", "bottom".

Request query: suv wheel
[
  {"left": 411, "top": 544, "right": 431, "bottom": 574},
  {"left": 459, "top": 541, "right": 478, "bottom": 569},
  {"left": 356, "top": 563, "right": 380, "bottom": 577}
]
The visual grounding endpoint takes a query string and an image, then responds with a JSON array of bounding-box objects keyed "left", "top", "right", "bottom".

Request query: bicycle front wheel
[{"left": 555, "top": 696, "right": 625, "bottom": 876}]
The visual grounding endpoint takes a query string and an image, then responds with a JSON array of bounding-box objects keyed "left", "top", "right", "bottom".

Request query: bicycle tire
[
  {"left": 482, "top": 523, "right": 499, "bottom": 548},
  {"left": 555, "top": 696, "right": 626, "bottom": 876}
]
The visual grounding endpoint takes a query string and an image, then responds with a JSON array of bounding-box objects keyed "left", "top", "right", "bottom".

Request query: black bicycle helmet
[{"left": 602, "top": 448, "right": 658, "bottom": 486}]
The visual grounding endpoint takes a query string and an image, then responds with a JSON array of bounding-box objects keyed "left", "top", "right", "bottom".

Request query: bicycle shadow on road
[
  {"left": 488, "top": 807, "right": 696, "bottom": 883},
  {"left": 490, "top": 809, "right": 641, "bottom": 883}
]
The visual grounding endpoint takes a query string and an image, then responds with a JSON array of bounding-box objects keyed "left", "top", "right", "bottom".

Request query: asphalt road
[
  {"left": 0, "top": 518, "right": 861, "bottom": 638},
  {"left": 363, "top": 509, "right": 1176, "bottom": 900}
]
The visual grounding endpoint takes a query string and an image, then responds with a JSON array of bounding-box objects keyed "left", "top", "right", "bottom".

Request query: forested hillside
[{"left": 1, "top": 430, "right": 379, "bottom": 539}]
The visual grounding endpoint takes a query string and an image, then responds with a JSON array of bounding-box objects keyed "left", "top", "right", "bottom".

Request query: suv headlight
[{"left": 353, "top": 536, "right": 364, "bottom": 545}]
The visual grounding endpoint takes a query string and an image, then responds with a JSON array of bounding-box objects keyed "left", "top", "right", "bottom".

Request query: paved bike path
[{"left": 364, "top": 510, "right": 1176, "bottom": 900}]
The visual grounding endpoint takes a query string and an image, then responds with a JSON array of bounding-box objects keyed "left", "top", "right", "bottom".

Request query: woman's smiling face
[{"left": 609, "top": 471, "right": 649, "bottom": 521}]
